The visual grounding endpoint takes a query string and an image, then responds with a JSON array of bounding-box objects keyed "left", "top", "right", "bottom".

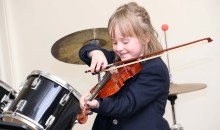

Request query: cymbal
[
  {"left": 169, "top": 83, "right": 207, "bottom": 95},
  {"left": 51, "top": 28, "right": 112, "bottom": 64}
]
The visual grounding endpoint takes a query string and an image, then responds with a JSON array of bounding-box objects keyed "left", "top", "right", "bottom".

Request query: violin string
[{"left": 89, "top": 72, "right": 112, "bottom": 100}]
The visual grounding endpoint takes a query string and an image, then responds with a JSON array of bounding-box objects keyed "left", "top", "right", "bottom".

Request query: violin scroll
[{"left": 77, "top": 107, "right": 89, "bottom": 124}]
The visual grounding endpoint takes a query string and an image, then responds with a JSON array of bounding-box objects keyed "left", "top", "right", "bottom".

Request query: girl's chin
[{"left": 120, "top": 57, "right": 132, "bottom": 61}]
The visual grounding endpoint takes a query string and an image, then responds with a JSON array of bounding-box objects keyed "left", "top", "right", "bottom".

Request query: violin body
[{"left": 91, "top": 62, "right": 142, "bottom": 98}]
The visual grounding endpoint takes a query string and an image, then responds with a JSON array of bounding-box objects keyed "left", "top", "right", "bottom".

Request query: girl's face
[{"left": 112, "top": 27, "right": 145, "bottom": 61}]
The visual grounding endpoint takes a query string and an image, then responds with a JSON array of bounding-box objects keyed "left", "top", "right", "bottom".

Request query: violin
[
  {"left": 90, "top": 62, "right": 142, "bottom": 98},
  {"left": 77, "top": 37, "right": 213, "bottom": 124},
  {"left": 77, "top": 62, "right": 142, "bottom": 124}
]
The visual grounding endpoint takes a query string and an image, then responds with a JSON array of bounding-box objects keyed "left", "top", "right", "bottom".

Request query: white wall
[
  {"left": 0, "top": 0, "right": 220, "bottom": 130},
  {"left": 0, "top": 0, "right": 15, "bottom": 85}
]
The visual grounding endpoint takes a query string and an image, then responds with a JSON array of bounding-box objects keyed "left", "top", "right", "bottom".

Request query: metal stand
[{"left": 168, "top": 95, "right": 184, "bottom": 130}]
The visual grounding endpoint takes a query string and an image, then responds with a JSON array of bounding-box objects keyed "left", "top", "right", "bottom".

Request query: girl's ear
[
  {"left": 142, "top": 33, "right": 151, "bottom": 54},
  {"left": 145, "top": 32, "right": 151, "bottom": 43},
  {"left": 142, "top": 32, "right": 150, "bottom": 46}
]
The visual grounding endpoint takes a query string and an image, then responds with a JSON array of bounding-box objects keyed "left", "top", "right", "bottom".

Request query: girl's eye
[
  {"left": 123, "top": 40, "right": 129, "bottom": 44},
  {"left": 122, "top": 38, "right": 130, "bottom": 44},
  {"left": 112, "top": 41, "right": 117, "bottom": 45}
]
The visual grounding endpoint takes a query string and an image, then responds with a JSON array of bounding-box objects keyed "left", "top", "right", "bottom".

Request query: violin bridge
[{"left": 109, "top": 66, "right": 118, "bottom": 74}]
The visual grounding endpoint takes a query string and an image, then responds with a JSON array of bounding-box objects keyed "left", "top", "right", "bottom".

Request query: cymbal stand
[
  {"left": 168, "top": 95, "right": 184, "bottom": 130},
  {"left": 162, "top": 24, "right": 183, "bottom": 130},
  {"left": 163, "top": 25, "right": 172, "bottom": 83},
  {"left": 97, "top": 73, "right": 101, "bottom": 82}
]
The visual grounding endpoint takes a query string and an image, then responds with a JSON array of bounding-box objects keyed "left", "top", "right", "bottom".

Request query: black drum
[
  {"left": 0, "top": 80, "right": 17, "bottom": 114},
  {"left": 1, "top": 70, "right": 82, "bottom": 130}
]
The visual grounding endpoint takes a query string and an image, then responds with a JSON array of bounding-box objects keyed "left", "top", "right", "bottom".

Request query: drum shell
[
  {"left": 0, "top": 80, "right": 17, "bottom": 114},
  {"left": 0, "top": 87, "right": 9, "bottom": 114},
  {"left": 0, "top": 88, "right": 9, "bottom": 101},
  {"left": 2, "top": 71, "right": 81, "bottom": 130}
]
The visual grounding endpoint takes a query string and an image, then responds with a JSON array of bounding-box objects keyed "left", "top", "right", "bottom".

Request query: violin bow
[{"left": 103, "top": 37, "right": 213, "bottom": 72}]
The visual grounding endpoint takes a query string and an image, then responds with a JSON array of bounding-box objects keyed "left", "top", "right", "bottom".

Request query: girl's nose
[{"left": 115, "top": 42, "right": 124, "bottom": 52}]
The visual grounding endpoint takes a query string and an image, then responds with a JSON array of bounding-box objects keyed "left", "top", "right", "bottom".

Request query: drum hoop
[
  {"left": 29, "top": 70, "right": 81, "bottom": 100},
  {"left": 0, "top": 80, "right": 17, "bottom": 95},
  {"left": 2, "top": 111, "right": 44, "bottom": 130}
]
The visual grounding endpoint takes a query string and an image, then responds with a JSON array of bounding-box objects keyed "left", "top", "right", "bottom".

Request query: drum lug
[
  {"left": 45, "top": 115, "right": 55, "bottom": 128},
  {"left": 1, "top": 94, "right": 7, "bottom": 102},
  {"left": 59, "top": 94, "right": 69, "bottom": 106},
  {"left": 18, "top": 80, "right": 27, "bottom": 91},
  {"left": 1, "top": 95, "right": 10, "bottom": 109},
  {"left": 16, "top": 100, "right": 27, "bottom": 112},
  {"left": 0, "top": 101, "right": 6, "bottom": 111},
  {"left": 31, "top": 78, "right": 40, "bottom": 90}
]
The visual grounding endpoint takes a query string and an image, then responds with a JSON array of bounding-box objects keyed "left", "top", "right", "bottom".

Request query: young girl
[{"left": 79, "top": 2, "right": 170, "bottom": 130}]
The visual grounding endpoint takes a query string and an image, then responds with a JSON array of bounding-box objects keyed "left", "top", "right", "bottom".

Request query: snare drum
[
  {"left": 0, "top": 80, "right": 17, "bottom": 114},
  {"left": 2, "top": 70, "right": 82, "bottom": 130}
]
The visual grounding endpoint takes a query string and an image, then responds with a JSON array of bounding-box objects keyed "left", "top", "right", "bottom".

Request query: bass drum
[
  {"left": 0, "top": 80, "right": 17, "bottom": 114},
  {"left": 2, "top": 70, "right": 82, "bottom": 130}
]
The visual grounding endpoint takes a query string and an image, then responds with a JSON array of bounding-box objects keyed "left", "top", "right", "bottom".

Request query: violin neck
[{"left": 88, "top": 72, "right": 112, "bottom": 101}]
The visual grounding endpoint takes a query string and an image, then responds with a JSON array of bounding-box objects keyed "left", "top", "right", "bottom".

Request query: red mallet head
[{"left": 161, "top": 24, "right": 169, "bottom": 31}]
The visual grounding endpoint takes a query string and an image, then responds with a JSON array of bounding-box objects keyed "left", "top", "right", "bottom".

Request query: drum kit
[
  {"left": 0, "top": 71, "right": 81, "bottom": 130},
  {"left": 0, "top": 28, "right": 207, "bottom": 130}
]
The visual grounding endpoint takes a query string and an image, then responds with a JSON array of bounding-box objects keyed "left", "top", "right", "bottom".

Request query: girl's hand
[
  {"left": 79, "top": 92, "right": 100, "bottom": 110},
  {"left": 88, "top": 50, "right": 108, "bottom": 73}
]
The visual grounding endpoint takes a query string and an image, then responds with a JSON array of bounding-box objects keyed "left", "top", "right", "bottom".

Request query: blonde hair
[{"left": 108, "top": 2, "right": 162, "bottom": 55}]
